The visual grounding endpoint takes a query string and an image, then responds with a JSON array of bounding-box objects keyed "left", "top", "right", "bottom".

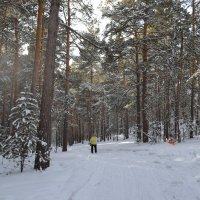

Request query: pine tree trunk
[
  {"left": 135, "top": 31, "right": 141, "bottom": 142},
  {"left": 31, "top": 0, "right": 44, "bottom": 95},
  {"left": 63, "top": 0, "right": 71, "bottom": 151},
  {"left": 2, "top": 39, "right": 8, "bottom": 126},
  {"left": 197, "top": 78, "right": 200, "bottom": 135},
  {"left": 12, "top": 18, "right": 20, "bottom": 107},
  {"left": 124, "top": 109, "right": 129, "bottom": 139},
  {"left": 1, "top": 30, "right": 9, "bottom": 126},
  {"left": 142, "top": 21, "right": 148, "bottom": 143},
  {"left": 0, "top": 9, "right": 7, "bottom": 56},
  {"left": 35, "top": 0, "right": 61, "bottom": 170},
  {"left": 175, "top": 31, "right": 184, "bottom": 142},
  {"left": 190, "top": 0, "right": 196, "bottom": 138},
  {"left": 163, "top": 65, "right": 170, "bottom": 141},
  {"left": 2, "top": 78, "right": 8, "bottom": 126},
  {"left": 90, "top": 65, "right": 94, "bottom": 136},
  {"left": 101, "top": 102, "right": 106, "bottom": 141},
  {"left": 20, "top": 156, "right": 25, "bottom": 173}
]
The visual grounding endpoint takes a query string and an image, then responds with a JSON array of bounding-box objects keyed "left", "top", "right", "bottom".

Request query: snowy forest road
[
  {"left": 58, "top": 141, "right": 200, "bottom": 200},
  {"left": 1, "top": 139, "right": 200, "bottom": 200}
]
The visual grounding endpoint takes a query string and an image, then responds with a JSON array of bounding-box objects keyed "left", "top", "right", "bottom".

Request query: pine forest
[{"left": 0, "top": 0, "right": 200, "bottom": 172}]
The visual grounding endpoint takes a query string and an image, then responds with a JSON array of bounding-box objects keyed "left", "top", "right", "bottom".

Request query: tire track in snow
[{"left": 66, "top": 155, "right": 107, "bottom": 200}]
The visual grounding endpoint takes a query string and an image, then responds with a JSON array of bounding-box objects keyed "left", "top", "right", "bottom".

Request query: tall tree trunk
[
  {"left": 12, "top": 18, "right": 20, "bottom": 107},
  {"left": 63, "top": 0, "right": 71, "bottom": 151},
  {"left": 190, "top": 0, "right": 196, "bottom": 138},
  {"left": 197, "top": 78, "right": 200, "bottom": 135},
  {"left": 0, "top": 8, "right": 7, "bottom": 56},
  {"left": 135, "top": 31, "right": 141, "bottom": 142},
  {"left": 116, "top": 105, "right": 119, "bottom": 141},
  {"left": 89, "top": 65, "right": 94, "bottom": 137},
  {"left": 1, "top": 37, "right": 8, "bottom": 127},
  {"left": 101, "top": 100, "right": 106, "bottom": 141},
  {"left": 175, "top": 31, "right": 184, "bottom": 142},
  {"left": 142, "top": 21, "right": 148, "bottom": 143},
  {"left": 163, "top": 65, "right": 169, "bottom": 141},
  {"left": 34, "top": 0, "right": 61, "bottom": 170},
  {"left": 124, "top": 109, "right": 129, "bottom": 139},
  {"left": 31, "top": 0, "right": 44, "bottom": 96},
  {"left": 2, "top": 69, "right": 8, "bottom": 126}
]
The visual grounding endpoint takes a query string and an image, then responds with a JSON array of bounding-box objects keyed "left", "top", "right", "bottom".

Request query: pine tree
[
  {"left": 0, "top": 126, "right": 8, "bottom": 153},
  {"left": 34, "top": 0, "right": 61, "bottom": 170},
  {"left": 2, "top": 92, "right": 39, "bottom": 172}
]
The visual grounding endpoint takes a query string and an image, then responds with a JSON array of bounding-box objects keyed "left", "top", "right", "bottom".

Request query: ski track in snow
[{"left": 0, "top": 139, "right": 200, "bottom": 200}]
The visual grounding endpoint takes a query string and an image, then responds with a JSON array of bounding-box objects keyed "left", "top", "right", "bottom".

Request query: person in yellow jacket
[{"left": 90, "top": 134, "right": 97, "bottom": 153}]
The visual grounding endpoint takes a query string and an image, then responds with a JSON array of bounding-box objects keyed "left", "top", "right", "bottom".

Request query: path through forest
[{"left": 1, "top": 139, "right": 200, "bottom": 200}]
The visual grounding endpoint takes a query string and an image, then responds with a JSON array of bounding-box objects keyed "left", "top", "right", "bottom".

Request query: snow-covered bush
[
  {"left": 0, "top": 126, "right": 9, "bottom": 154},
  {"left": 2, "top": 92, "right": 39, "bottom": 172}
]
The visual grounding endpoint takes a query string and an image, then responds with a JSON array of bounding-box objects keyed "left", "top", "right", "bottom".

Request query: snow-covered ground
[{"left": 1, "top": 138, "right": 200, "bottom": 200}]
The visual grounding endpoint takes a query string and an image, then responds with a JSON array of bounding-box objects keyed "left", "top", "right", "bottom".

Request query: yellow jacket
[{"left": 90, "top": 136, "right": 97, "bottom": 145}]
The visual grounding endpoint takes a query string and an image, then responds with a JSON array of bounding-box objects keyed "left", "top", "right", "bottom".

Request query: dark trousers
[{"left": 91, "top": 144, "right": 97, "bottom": 153}]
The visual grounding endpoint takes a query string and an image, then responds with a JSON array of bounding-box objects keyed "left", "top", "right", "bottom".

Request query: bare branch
[{"left": 60, "top": 22, "right": 104, "bottom": 49}]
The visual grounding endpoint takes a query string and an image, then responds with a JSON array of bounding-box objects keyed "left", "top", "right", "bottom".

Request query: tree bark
[
  {"left": 175, "top": 31, "right": 184, "bottom": 142},
  {"left": 135, "top": 31, "right": 141, "bottom": 142},
  {"left": 190, "top": 0, "right": 196, "bottom": 138},
  {"left": 35, "top": 0, "right": 61, "bottom": 170},
  {"left": 31, "top": 0, "right": 44, "bottom": 96},
  {"left": 12, "top": 18, "right": 20, "bottom": 107},
  {"left": 63, "top": 0, "right": 71, "bottom": 151},
  {"left": 142, "top": 21, "right": 148, "bottom": 143},
  {"left": 1, "top": 40, "right": 8, "bottom": 127},
  {"left": 163, "top": 65, "right": 169, "bottom": 141}
]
